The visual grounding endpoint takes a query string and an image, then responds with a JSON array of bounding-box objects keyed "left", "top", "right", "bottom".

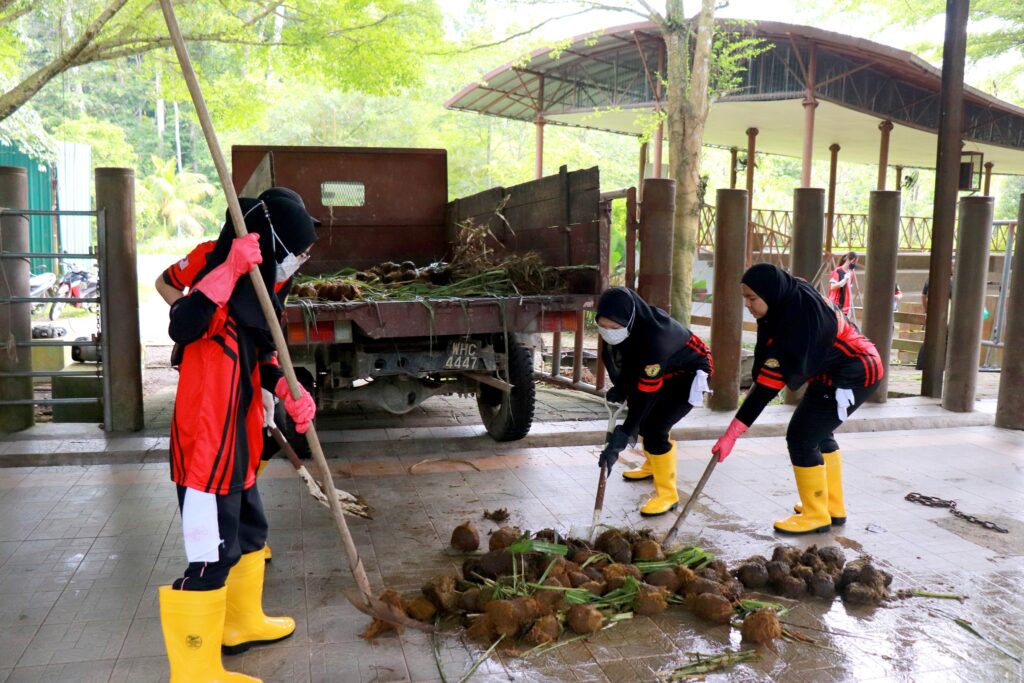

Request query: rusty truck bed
[{"left": 283, "top": 293, "right": 590, "bottom": 341}]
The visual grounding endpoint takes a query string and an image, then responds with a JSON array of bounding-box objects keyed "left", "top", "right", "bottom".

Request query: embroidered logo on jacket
[
  {"left": 644, "top": 364, "right": 661, "bottom": 377},
  {"left": 764, "top": 358, "right": 781, "bottom": 369}
]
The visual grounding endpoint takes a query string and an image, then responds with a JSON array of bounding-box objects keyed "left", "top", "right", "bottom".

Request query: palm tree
[{"left": 141, "top": 155, "right": 216, "bottom": 238}]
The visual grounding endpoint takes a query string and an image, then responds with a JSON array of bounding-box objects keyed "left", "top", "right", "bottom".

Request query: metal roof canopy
[{"left": 445, "top": 20, "right": 1024, "bottom": 175}]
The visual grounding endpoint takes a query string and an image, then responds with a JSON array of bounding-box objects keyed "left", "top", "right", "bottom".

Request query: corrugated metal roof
[{"left": 446, "top": 20, "right": 1024, "bottom": 173}]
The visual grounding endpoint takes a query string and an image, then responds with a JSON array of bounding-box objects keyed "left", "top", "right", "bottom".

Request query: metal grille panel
[{"left": 321, "top": 181, "right": 365, "bottom": 207}]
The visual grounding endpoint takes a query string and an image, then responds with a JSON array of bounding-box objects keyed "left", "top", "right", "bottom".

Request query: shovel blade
[{"left": 346, "top": 591, "right": 434, "bottom": 632}]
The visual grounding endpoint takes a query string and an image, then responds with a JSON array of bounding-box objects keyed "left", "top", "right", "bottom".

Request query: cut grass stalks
[
  {"left": 929, "top": 609, "right": 1023, "bottom": 663},
  {"left": 457, "top": 634, "right": 506, "bottom": 683},
  {"left": 735, "top": 599, "right": 789, "bottom": 619},
  {"left": 636, "top": 545, "right": 715, "bottom": 573},
  {"left": 655, "top": 649, "right": 759, "bottom": 680},
  {"left": 908, "top": 589, "right": 966, "bottom": 601},
  {"left": 507, "top": 538, "right": 569, "bottom": 556}
]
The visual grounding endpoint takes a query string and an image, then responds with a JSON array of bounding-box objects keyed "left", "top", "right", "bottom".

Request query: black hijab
[
  {"left": 596, "top": 287, "right": 691, "bottom": 382},
  {"left": 195, "top": 192, "right": 317, "bottom": 332},
  {"left": 742, "top": 263, "right": 838, "bottom": 389}
]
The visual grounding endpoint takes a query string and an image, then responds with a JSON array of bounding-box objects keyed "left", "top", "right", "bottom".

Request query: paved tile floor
[{"left": 0, "top": 425, "right": 1022, "bottom": 682}]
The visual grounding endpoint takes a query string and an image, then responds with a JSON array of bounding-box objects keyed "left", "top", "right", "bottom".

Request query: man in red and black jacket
[
  {"left": 595, "top": 287, "right": 713, "bottom": 516},
  {"left": 154, "top": 189, "right": 318, "bottom": 682}
]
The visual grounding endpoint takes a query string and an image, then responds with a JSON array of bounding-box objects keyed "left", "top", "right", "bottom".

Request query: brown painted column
[
  {"left": 922, "top": 0, "right": 969, "bottom": 399},
  {"left": 709, "top": 189, "right": 748, "bottom": 411},
  {"left": 745, "top": 127, "right": 758, "bottom": 267},
  {"left": 826, "top": 143, "right": 840, "bottom": 255},
  {"left": 942, "top": 196, "right": 994, "bottom": 412},
  {"left": 637, "top": 141, "right": 648, "bottom": 204},
  {"left": 862, "top": 191, "right": 902, "bottom": 403},
  {"left": 801, "top": 46, "right": 818, "bottom": 188},
  {"left": 652, "top": 122, "right": 664, "bottom": 179},
  {"left": 877, "top": 120, "right": 894, "bottom": 191},
  {"left": 895, "top": 165, "right": 904, "bottom": 191},
  {"left": 729, "top": 147, "right": 738, "bottom": 189},
  {"left": 534, "top": 117, "right": 545, "bottom": 179},
  {"left": 96, "top": 168, "right": 144, "bottom": 431},
  {"left": 0, "top": 166, "right": 33, "bottom": 431},
  {"left": 983, "top": 162, "right": 993, "bottom": 196},
  {"left": 637, "top": 178, "right": 675, "bottom": 311},
  {"left": 995, "top": 194, "right": 1024, "bottom": 429},
  {"left": 786, "top": 188, "right": 825, "bottom": 404}
]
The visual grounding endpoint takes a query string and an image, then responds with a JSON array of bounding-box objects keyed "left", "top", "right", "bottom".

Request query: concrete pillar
[
  {"left": 995, "top": 194, "right": 1024, "bottom": 429},
  {"left": 862, "top": 191, "right": 901, "bottom": 403},
  {"left": 877, "top": 120, "right": 893, "bottom": 191},
  {"left": 96, "top": 168, "right": 144, "bottom": 431},
  {"left": 729, "top": 147, "right": 738, "bottom": 189},
  {"left": 983, "top": 162, "right": 993, "bottom": 196},
  {"left": 709, "top": 189, "right": 748, "bottom": 411},
  {"left": 922, "top": 0, "right": 969, "bottom": 399},
  {"left": 534, "top": 117, "right": 545, "bottom": 179},
  {"left": 786, "top": 188, "right": 825, "bottom": 404},
  {"left": 0, "top": 166, "right": 33, "bottom": 431},
  {"left": 745, "top": 127, "right": 758, "bottom": 267},
  {"left": 637, "top": 178, "right": 675, "bottom": 311},
  {"left": 826, "top": 144, "right": 840, "bottom": 255},
  {"left": 942, "top": 196, "right": 994, "bottom": 412}
]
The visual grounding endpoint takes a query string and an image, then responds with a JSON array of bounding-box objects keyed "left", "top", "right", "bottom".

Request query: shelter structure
[{"left": 446, "top": 19, "right": 1024, "bottom": 249}]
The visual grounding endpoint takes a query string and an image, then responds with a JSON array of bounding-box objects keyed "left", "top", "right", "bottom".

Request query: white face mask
[
  {"left": 598, "top": 325, "right": 630, "bottom": 346},
  {"left": 269, "top": 220, "right": 309, "bottom": 283},
  {"left": 598, "top": 299, "right": 635, "bottom": 346}
]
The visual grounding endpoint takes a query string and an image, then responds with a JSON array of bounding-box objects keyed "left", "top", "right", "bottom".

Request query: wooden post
[
  {"left": 729, "top": 147, "right": 738, "bottom": 189},
  {"left": 983, "top": 162, "right": 993, "bottom": 196},
  {"left": 862, "top": 191, "right": 902, "bottom": 403},
  {"left": 709, "top": 189, "right": 749, "bottom": 410}
]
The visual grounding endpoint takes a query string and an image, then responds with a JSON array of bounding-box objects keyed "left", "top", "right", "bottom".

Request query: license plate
[{"left": 445, "top": 340, "right": 481, "bottom": 370}]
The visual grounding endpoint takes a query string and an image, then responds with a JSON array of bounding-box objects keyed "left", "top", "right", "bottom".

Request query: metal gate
[{"left": 0, "top": 208, "right": 112, "bottom": 428}]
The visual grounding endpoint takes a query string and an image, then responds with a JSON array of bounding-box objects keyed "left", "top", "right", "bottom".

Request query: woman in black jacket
[
  {"left": 596, "top": 288, "right": 712, "bottom": 516},
  {"left": 712, "top": 264, "right": 883, "bottom": 535}
]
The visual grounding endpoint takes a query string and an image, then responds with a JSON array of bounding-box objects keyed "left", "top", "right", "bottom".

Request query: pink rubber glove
[
  {"left": 193, "top": 233, "right": 262, "bottom": 306},
  {"left": 712, "top": 418, "right": 749, "bottom": 463},
  {"left": 275, "top": 377, "right": 315, "bottom": 434}
]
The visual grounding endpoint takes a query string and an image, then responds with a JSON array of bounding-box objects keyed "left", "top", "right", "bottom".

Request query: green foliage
[
  {"left": 138, "top": 155, "right": 217, "bottom": 240},
  {"left": 52, "top": 116, "right": 136, "bottom": 169}
]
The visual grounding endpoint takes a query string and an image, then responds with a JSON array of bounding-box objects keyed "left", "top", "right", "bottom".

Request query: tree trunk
[{"left": 664, "top": 0, "right": 715, "bottom": 326}]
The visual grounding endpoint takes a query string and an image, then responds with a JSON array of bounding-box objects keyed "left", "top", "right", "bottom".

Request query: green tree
[
  {"left": 139, "top": 155, "right": 216, "bottom": 239},
  {"left": 52, "top": 115, "right": 136, "bottom": 168},
  {"left": 0, "top": 0, "right": 444, "bottom": 122}
]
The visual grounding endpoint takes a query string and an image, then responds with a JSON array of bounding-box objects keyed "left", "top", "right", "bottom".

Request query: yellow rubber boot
[
  {"left": 222, "top": 550, "right": 295, "bottom": 655},
  {"left": 775, "top": 465, "right": 832, "bottom": 535},
  {"left": 621, "top": 454, "right": 653, "bottom": 481},
  {"left": 639, "top": 442, "right": 679, "bottom": 516},
  {"left": 263, "top": 544, "right": 272, "bottom": 562},
  {"left": 792, "top": 451, "right": 847, "bottom": 525},
  {"left": 159, "top": 586, "right": 261, "bottom": 683}
]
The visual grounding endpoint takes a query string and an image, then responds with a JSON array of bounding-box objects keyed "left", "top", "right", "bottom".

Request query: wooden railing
[{"left": 698, "top": 207, "right": 1014, "bottom": 253}]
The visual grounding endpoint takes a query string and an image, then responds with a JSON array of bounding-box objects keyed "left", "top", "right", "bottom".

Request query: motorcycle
[
  {"left": 29, "top": 271, "right": 56, "bottom": 316},
  {"left": 49, "top": 264, "right": 99, "bottom": 321}
]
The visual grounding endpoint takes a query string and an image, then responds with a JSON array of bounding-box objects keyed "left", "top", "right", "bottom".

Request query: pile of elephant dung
[
  {"left": 731, "top": 545, "right": 892, "bottom": 605},
  {"left": 361, "top": 527, "right": 893, "bottom": 650}
]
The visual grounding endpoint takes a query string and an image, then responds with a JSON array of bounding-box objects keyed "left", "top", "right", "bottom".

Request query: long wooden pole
[{"left": 156, "top": 0, "right": 416, "bottom": 628}]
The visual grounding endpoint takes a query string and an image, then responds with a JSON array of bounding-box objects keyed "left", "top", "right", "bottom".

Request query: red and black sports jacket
[
  {"left": 163, "top": 252, "right": 283, "bottom": 495},
  {"left": 737, "top": 308, "right": 882, "bottom": 427}
]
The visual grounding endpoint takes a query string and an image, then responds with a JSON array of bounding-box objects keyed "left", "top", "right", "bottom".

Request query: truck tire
[{"left": 477, "top": 338, "right": 535, "bottom": 441}]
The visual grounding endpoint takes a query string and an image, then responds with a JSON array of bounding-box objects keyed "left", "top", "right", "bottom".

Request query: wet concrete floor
[{"left": 0, "top": 425, "right": 1021, "bottom": 681}]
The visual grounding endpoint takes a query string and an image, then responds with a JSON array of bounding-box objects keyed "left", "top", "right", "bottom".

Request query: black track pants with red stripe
[
  {"left": 171, "top": 483, "right": 268, "bottom": 591},
  {"left": 636, "top": 373, "right": 696, "bottom": 455},
  {"left": 785, "top": 382, "right": 879, "bottom": 467}
]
